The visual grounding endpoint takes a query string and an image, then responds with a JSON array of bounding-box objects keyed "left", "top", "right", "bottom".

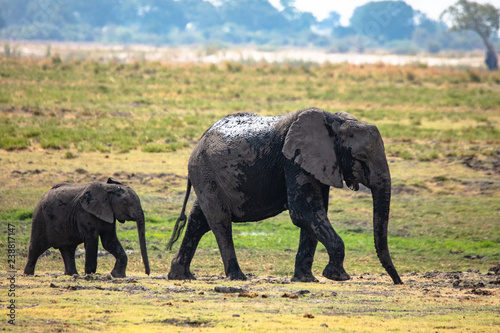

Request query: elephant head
[
  {"left": 282, "top": 108, "right": 402, "bottom": 284},
  {"left": 79, "top": 179, "right": 150, "bottom": 275}
]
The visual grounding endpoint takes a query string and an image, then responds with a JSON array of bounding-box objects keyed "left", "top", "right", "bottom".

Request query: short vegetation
[{"left": 0, "top": 56, "right": 498, "bottom": 331}]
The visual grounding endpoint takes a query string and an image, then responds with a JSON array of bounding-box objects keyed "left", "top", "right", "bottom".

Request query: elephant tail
[{"left": 166, "top": 179, "right": 191, "bottom": 250}]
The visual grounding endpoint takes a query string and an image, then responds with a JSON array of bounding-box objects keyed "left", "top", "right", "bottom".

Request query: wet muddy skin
[{"left": 168, "top": 108, "right": 402, "bottom": 284}]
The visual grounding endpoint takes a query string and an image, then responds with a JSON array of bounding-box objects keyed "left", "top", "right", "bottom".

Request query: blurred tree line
[{"left": 0, "top": 0, "right": 498, "bottom": 55}]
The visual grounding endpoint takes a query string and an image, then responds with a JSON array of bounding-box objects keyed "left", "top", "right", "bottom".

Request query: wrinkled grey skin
[
  {"left": 24, "top": 179, "right": 150, "bottom": 278},
  {"left": 167, "top": 108, "right": 402, "bottom": 284}
]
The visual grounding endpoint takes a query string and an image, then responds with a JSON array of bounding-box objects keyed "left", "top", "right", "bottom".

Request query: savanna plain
[{"left": 0, "top": 52, "right": 499, "bottom": 332}]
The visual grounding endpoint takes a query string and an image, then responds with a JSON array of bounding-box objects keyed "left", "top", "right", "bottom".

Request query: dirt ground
[{"left": 3, "top": 267, "right": 499, "bottom": 332}]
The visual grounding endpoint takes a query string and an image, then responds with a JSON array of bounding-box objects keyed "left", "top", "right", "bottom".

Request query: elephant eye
[
  {"left": 357, "top": 153, "right": 368, "bottom": 161},
  {"left": 113, "top": 187, "right": 125, "bottom": 197},
  {"left": 352, "top": 160, "right": 363, "bottom": 171}
]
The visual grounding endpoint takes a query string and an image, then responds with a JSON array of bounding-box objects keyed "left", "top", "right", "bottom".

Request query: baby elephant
[{"left": 24, "top": 178, "right": 150, "bottom": 277}]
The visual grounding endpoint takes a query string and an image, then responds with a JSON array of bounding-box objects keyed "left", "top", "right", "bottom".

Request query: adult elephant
[
  {"left": 166, "top": 108, "right": 402, "bottom": 284},
  {"left": 24, "top": 178, "right": 150, "bottom": 278}
]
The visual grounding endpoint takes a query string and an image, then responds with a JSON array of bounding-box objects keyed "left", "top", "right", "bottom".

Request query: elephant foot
[
  {"left": 227, "top": 271, "right": 247, "bottom": 281},
  {"left": 85, "top": 268, "right": 97, "bottom": 275},
  {"left": 24, "top": 262, "right": 37, "bottom": 275},
  {"left": 111, "top": 268, "right": 126, "bottom": 278},
  {"left": 291, "top": 274, "right": 319, "bottom": 283},
  {"left": 168, "top": 271, "right": 195, "bottom": 280},
  {"left": 323, "top": 264, "right": 350, "bottom": 282},
  {"left": 226, "top": 258, "right": 247, "bottom": 281},
  {"left": 168, "top": 264, "right": 196, "bottom": 280}
]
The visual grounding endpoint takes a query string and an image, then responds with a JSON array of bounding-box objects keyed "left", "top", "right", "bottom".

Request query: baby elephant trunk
[{"left": 136, "top": 214, "right": 150, "bottom": 275}]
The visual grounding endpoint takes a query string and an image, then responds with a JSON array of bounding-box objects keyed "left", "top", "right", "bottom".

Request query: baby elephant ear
[
  {"left": 79, "top": 182, "right": 114, "bottom": 223},
  {"left": 335, "top": 111, "right": 357, "bottom": 121},
  {"left": 282, "top": 109, "right": 343, "bottom": 188}
]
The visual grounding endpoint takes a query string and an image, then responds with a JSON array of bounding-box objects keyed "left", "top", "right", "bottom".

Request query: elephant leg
[
  {"left": 24, "top": 213, "right": 50, "bottom": 275},
  {"left": 287, "top": 169, "right": 350, "bottom": 282},
  {"left": 59, "top": 245, "right": 79, "bottom": 275},
  {"left": 198, "top": 199, "right": 246, "bottom": 281},
  {"left": 100, "top": 229, "right": 128, "bottom": 278},
  {"left": 84, "top": 237, "right": 99, "bottom": 275},
  {"left": 290, "top": 211, "right": 349, "bottom": 281},
  {"left": 24, "top": 242, "right": 50, "bottom": 275},
  {"left": 309, "top": 219, "right": 350, "bottom": 281},
  {"left": 211, "top": 220, "right": 246, "bottom": 280},
  {"left": 291, "top": 228, "right": 319, "bottom": 282},
  {"left": 169, "top": 201, "right": 211, "bottom": 280}
]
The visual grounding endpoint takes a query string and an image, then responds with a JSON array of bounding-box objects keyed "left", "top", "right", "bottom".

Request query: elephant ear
[
  {"left": 79, "top": 182, "right": 114, "bottom": 223},
  {"left": 282, "top": 109, "right": 343, "bottom": 188},
  {"left": 335, "top": 111, "right": 357, "bottom": 121}
]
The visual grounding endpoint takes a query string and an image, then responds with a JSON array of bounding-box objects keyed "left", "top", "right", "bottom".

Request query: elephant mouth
[
  {"left": 346, "top": 180, "right": 359, "bottom": 191},
  {"left": 118, "top": 219, "right": 125, "bottom": 223}
]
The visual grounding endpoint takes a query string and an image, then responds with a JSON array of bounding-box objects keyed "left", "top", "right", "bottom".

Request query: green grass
[
  {"left": 1, "top": 57, "right": 498, "bottom": 273},
  {"left": 1, "top": 58, "right": 498, "bottom": 154},
  {"left": 0, "top": 56, "right": 499, "bottom": 332}
]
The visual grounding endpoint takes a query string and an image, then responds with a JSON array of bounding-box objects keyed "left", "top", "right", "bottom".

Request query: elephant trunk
[
  {"left": 136, "top": 213, "right": 150, "bottom": 275},
  {"left": 370, "top": 175, "right": 403, "bottom": 285}
]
